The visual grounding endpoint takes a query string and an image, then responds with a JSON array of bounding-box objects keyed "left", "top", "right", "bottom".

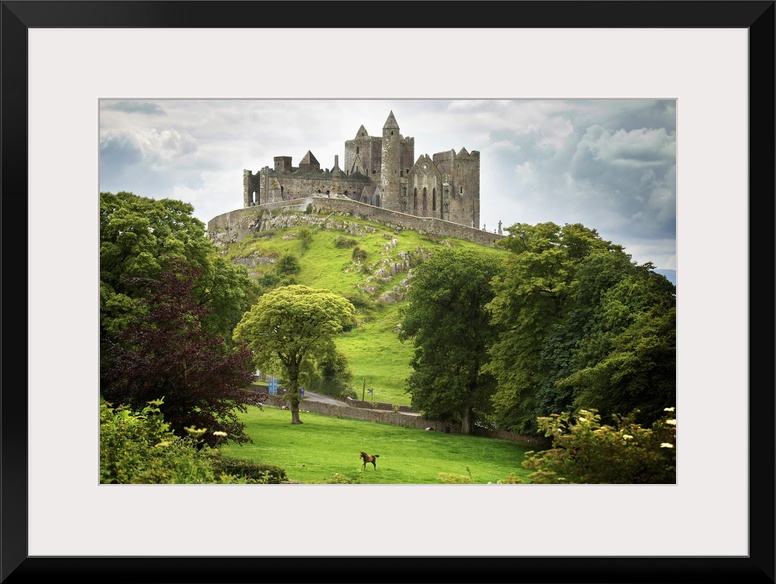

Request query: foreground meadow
[{"left": 220, "top": 405, "right": 534, "bottom": 484}]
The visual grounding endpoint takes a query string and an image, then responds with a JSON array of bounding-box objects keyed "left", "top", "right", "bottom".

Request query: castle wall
[
  {"left": 400, "top": 136, "right": 415, "bottom": 176},
  {"left": 243, "top": 170, "right": 256, "bottom": 206},
  {"left": 252, "top": 169, "right": 370, "bottom": 205},
  {"left": 208, "top": 196, "right": 504, "bottom": 248},
  {"left": 435, "top": 149, "right": 481, "bottom": 228}
]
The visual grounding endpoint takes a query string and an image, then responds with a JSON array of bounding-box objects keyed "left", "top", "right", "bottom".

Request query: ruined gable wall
[
  {"left": 345, "top": 135, "right": 382, "bottom": 176},
  {"left": 407, "top": 155, "right": 444, "bottom": 218}
]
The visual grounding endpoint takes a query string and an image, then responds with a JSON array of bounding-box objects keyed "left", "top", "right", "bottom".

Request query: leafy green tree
[
  {"left": 275, "top": 253, "right": 301, "bottom": 278},
  {"left": 522, "top": 407, "right": 676, "bottom": 484},
  {"left": 557, "top": 261, "right": 676, "bottom": 424},
  {"left": 233, "top": 285, "right": 356, "bottom": 424},
  {"left": 195, "top": 255, "right": 259, "bottom": 344},
  {"left": 485, "top": 222, "right": 675, "bottom": 433},
  {"left": 485, "top": 222, "right": 617, "bottom": 432},
  {"left": 399, "top": 248, "right": 505, "bottom": 434},
  {"left": 100, "top": 191, "right": 255, "bottom": 342},
  {"left": 100, "top": 260, "right": 256, "bottom": 446},
  {"left": 307, "top": 348, "right": 354, "bottom": 399}
]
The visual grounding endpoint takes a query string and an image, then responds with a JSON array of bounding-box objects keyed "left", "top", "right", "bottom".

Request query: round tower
[{"left": 380, "top": 111, "right": 401, "bottom": 211}]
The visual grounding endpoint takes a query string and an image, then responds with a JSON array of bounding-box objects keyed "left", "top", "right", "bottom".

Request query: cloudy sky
[{"left": 99, "top": 99, "right": 676, "bottom": 273}]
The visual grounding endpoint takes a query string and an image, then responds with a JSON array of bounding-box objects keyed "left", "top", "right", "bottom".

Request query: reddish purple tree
[{"left": 101, "top": 259, "right": 257, "bottom": 446}]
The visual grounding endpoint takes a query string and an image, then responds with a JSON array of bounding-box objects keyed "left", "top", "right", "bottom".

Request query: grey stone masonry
[{"left": 207, "top": 196, "right": 504, "bottom": 248}]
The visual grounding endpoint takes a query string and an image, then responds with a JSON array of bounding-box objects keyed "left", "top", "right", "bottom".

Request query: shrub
[
  {"left": 439, "top": 472, "right": 472, "bottom": 484},
  {"left": 521, "top": 407, "right": 676, "bottom": 484},
  {"left": 439, "top": 466, "right": 473, "bottom": 483},
  {"left": 215, "top": 457, "right": 288, "bottom": 484},
  {"left": 342, "top": 291, "right": 375, "bottom": 311},
  {"left": 322, "top": 473, "right": 359, "bottom": 484},
  {"left": 275, "top": 253, "right": 301, "bottom": 277},
  {"left": 258, "top": 273, "right": 280, "bottom": 288},
  {"left": 298, "top": 228, "right": 313, "bottom": 251},
  {"left": 100, "top": 399, "right": 221, "bottom": 484},
  {"left": 351, "top": 247, "right": 368, "bottom": 263},
  {"left": 339, "top": 387, "right": 358, "bottom": 400},
  {"left": 334, "top": 235, "right": 358, "bottom": 248},
  {"left": 100, "top": 399, "right": 288, "bottom": 484}
]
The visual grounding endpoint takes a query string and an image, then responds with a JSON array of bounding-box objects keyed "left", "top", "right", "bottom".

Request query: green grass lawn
[
  {"left": 220, "top": 405, "right": 534, "bottom": 484},
  {"left": 335, "top": 316, "right": 414, "bottom": 404}
]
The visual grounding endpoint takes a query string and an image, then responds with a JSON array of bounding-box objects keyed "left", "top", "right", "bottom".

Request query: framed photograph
[{"left": 5, "top": 1, "right": 773, "bottom": 582}]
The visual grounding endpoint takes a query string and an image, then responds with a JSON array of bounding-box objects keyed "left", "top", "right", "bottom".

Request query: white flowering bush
[
  {"left": 521, "top": 407, "right": 676, "bottom": 483},
  {"left": 100, "top": 399, "right": 222, "bottom": 484},
  {"left": 100, "top": 399, "right": 287, "bottom": 484}
]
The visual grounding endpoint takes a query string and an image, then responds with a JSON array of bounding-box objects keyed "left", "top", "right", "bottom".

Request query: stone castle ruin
[{"left": 243, "top": 111, "right": 481, "bottom": 229}]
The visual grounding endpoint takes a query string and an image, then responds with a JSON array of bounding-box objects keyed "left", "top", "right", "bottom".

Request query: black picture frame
[{"left": 2, "top": 2, "right": 773, "bottom": 583}]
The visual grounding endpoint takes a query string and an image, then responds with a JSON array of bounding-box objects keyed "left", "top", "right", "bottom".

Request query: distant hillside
[{"left": 214, "top": 207, "right": 509, "bottom": 407}]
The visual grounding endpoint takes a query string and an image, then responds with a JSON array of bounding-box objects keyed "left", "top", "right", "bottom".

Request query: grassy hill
[{"left": 217, "top": 208, "right": 510, "bottom": 407}]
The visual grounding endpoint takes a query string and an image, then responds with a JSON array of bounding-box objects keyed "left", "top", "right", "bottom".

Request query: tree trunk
[
  {"left": 461, "top": 406, "right": 472, "bottom": 435},
  {"left": 288, "top": 388, "right": 303, "bottom": 424},
  {"left": 286, "top": 367, "right": 303, "bottom": 424}
]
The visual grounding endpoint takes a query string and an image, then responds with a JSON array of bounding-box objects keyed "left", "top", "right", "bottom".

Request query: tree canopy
[
  {"left": 399, "top": 248, "right": 505, "bottom": 434},
  {"left": 485, "top": 222, "right": 676, "bottom": 433},
  {"left": 100, "top": 191, "right": 256, "bottom": 342},
  {"left": 100, "top": 260, "right": 257, "bottom": 446},
  {"left": 233, "top": 285, "right": 357, "bottom": 424}
]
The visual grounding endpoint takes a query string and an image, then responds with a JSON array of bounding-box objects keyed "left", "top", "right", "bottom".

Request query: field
[{"left": 220, "top": 405, "right": 535, "bottom": 484}]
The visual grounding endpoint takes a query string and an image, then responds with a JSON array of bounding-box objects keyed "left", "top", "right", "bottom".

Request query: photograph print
[{"left": 99, "top": 99, "right": 677, "bottom": 485}]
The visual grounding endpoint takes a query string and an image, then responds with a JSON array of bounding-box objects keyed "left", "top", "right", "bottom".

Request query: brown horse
[{"left": 360, "top": 452, "right": 379, "bottom": 470}]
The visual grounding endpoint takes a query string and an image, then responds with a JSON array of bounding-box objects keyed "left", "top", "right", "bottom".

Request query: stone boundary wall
[
  {"left": 207, "top": 197, "right": 506, "bottom": 248},
  {"left": 262, "top": 394, "right": 546, "bottom": 446},
  {"left": 346, "top": 397, "right": 415, "bottom": 412}
]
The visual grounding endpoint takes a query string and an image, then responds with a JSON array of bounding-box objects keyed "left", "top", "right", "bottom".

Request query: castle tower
[{"left": 380, "top": 111, "right": 402, "bottom": 211}]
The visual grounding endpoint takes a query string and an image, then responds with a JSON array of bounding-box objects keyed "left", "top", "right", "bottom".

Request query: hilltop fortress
[
  {"left": 243, "top": 111, "right": 480, "bottom": 229},
  {"left": 209, "top": 111, "right": 504, "bottom": 247}
]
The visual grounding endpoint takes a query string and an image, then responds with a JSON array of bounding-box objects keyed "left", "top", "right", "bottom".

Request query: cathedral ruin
[{"left": 242, "top": 111, "right": 480, "bottom": 229}]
